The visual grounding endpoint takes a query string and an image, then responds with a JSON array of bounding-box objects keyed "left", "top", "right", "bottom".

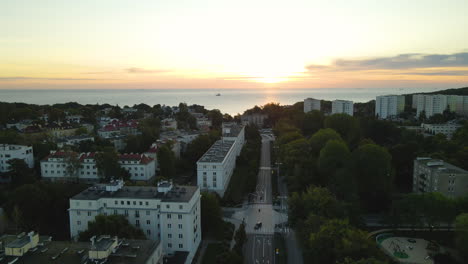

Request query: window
[
  {"left": 146, "top": 211, "right": 150, "bottom": 216},
  {"left": 168, "top": 224, "right": 172, "bottom": 228},
  {"left": 114, "top": 210, "right": 117, "bottom": 215},
  {"left": 168, "top": 243, "right": 172, "bottom": 248},
  {"left": 179, "top": 205, "right": 183, "bottom": 209},
  {"left": 140, "top": 201, "right": 143, "bottom": 205},
  {"left": 133, "top": 201, "right": 136, "bottom": 205},
  {"left": 103, "top": 203, "right": 107, "bottom": 207},
  {"left": 147, "top": 220, "right": 151, "bottom": 225},
  {"left": 127, "top": 201, "right": 130, "bottom": 205},
  {"left": 178, "top": 244, "right": 183, "bottom": 248},
  {"left": 178, "top": 215, "right": 182, "bottom": 220},
  {"left": 121, "top": 201, "right": 124, "bottom": 205},
  {"left": 77, "top": 221, "right": 81, "bottom": 225},
  {"left": 115, "top": 201, "right": 118, "bottom": 205},
  {"left": 212, "top": 165, "right": 216, "bottom": 169},
  {"left": 203, "top": 172, "right": 207, "bottom": 176},
  {"left": 213, "top": 172, "right": 217, "bottom": 176},
  {"left": 168, "top": 234, "right": 172, "bottom": 238},
  {"left": 88, "top": 212, "right": 91, "bottom": 216},
  {"left": 124, "top": 210, "right": 129, "bottom": 216},
  {"left": 136, "top": 220, "right": 140, "bottom": 227},
  {"left": 147, "top": 230, "right": 151, "bottom": 235},
  {"left": 166, "top": 204, "right": 170, "bottom": 209},
  {"left": 77, "top": 211, "right": 81, "bottom": 216},
  {"left": 146, "top": 202, "right": 149, "bottom": 206},
  {"left": 167, "top": 214, "right": 171, "bottom": 219},
  {"left": 157, "top": 205, "right": 160, "bottom": 209},
  {"left": 178, "top": 224, "right": 182, "bottom": 229},
  {"left": 179, "top": 234, "right": 183, "bottom": 238}
]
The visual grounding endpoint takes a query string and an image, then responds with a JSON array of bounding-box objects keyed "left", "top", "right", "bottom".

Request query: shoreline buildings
[
  {"left": 0, "top": 144, "right": 34, "bottom": 173},
  {"left": 304, "top": 98, "right": 321, "bottom": 113},
  {"left": 331, "top": 100, "right": 354, "bottom": 116},
  {"left": 375, "top": 95, "right": 405, "bottom": 119},
  {"left": 413, "top": 94, "right": 468, "bottom": 117}
]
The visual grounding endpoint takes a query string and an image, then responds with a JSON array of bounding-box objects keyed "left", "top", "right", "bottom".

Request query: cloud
[
  {"left": 125, "top": 67, "right": 172, "bottom": 74},
  {"left": 306, "top": 52, "right": 468, "bottom": 71},
  {"left": 0, "top": 76, "right": 112, "bottom": 81},
  {"left": 399, "top": 71, "right": 468, "bottom": 76}
]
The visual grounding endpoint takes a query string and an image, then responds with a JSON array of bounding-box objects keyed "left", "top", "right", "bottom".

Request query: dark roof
[
  {"left": 0, "top": 237, "right": 160, "bottom": 264},
  {"left": 164, "top": 251, "right": 189, "bottom": 264},
  {"left": 71, "top": 185, "right": 198, "bottom": 203}
]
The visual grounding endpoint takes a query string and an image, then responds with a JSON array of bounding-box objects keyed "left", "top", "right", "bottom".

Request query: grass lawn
[{"left": 201, "top": 243, "right": 224, "bottom": 264}]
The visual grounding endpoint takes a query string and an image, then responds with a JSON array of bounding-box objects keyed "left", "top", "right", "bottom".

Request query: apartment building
[
  {"left": 241, "top": 113, "right": 268, "bottom": 127},
  {"left": 375, "top": 95, "right": 405, "bottom": 119},
  {"left": 0, "top": 144, "right": 34, "bottom": 173},
  {"left": 0, "top": 232, "right": 163, "bottom": 264},
  {"left": 413, "top": 157, "right": 468, "bottom": 198},
  {"left": 41, "top": 151, "right": 156, "bottom": 182},
  {"left": 197, "top": 123, "right": 245, "bottom": 196},
  {"left": 417, "top": 94, "right": 448, "bottom": 118},
  {"left": 331, "top": 100, "right": 354, "bottom": 116},
  {"left": 69, "top": 181, "right": 200, "bottom": 263},
  {"left": 304, "top": 98, "right": 321, "bottom": 113},
  {"left": 421, "top": 122, "right": 462, "bottom": 138}
]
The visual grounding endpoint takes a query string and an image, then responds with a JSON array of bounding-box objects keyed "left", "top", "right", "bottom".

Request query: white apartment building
[
  {"left": 421, "top": 122, "right": 462, "bottom": 138},
  {"left": 0, "top": 144, "right": 34, "bottom": 173},
  {"left": 413, "top": 157, "right": 468, "bottom": 198},
  {"left": 412, "top": 94, "right": 425, "bottom": 109},
  {"left": 331, "top": 100, "right": 354, "bottom": 116},
  {"left": 416, "top": 94, "right": 448, "bottom": 118},
  {"left": 41, "top": 151, "right": 156, "bottom": 182},
  {"left": 196, "top": 123, "right": 245, "bottom": 196},
  {"left": 375, "top": 95, "right": 405, "bottom": 119},
  {"left": 304, "top": 98, "right": 321, "bottom": 113},
  {"left": 69, "top": 181, "right": 201, "bottom": 263}
]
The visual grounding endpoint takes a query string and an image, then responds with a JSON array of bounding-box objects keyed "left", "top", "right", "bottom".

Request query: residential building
[
  {"left": 69, "top": 181, "right": 200, "bottom": 263},
  {"left": 41, "top": 151, "right": 156, "bottom": 182},
  {"left": 196, "top": 117, "right": 212, "bottom": 131},
  {"left": 0, "top": 144, "right": 34, "bottom": 173},
  {"left": 241, "top": 113, "right": 268, "bottom": 127},
  {"left": 304, "top": 98, "right": 321, "bottom": 113},
  {"left": 65, "top": 115, "right": 83, "bottom": 123},
  {"left": 375, "top": 95, "right": 405, "bottom": 119},
  {"left": 421, "top": 122, "right": 462, "bottom": 138},
  {"left": 98, "top": 119, "right": 139, "bottom": 138},
  {"left": 0, "top": 232, "right": 163, "bottom": 264},
  {"left": 417, "top": 94, "right": 448, "bottom": 118},
  {"left": 197, "top": 123, "right": 245, "bottom": 196},
  {"left": 56, "top": 135, "right": 95, "bottom": 148},
  {"left": 161, "top": 118, "right": 178, "bottom": 131},
  {"left": 412, "top": 94, "right": 425, "bottom": 109},
  {"left": 331, "top": 100, "right": 354, "bottom": 116},
  {"left": 413, "top": 157, "right": 468, "bottom": 198}
]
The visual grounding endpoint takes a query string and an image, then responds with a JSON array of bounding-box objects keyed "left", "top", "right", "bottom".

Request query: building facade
[
  {"left": 241, "top": 113, "right": 268, "bottom": 127},
  {"left": 0, "top": 144, "right": 34, "bottom": 173},
  {"left": 41, "top": 151, "right": 156, "bottom": 182},
  {"left": 304, "top": 98, "right": 321, "bottom": 113},
  {"left": 69, "top": 181, "right": 200, "bottom": 263},
  {"left": 421, "top": 122, "right": 462, "bottom": 138},
  {"left": 375, "top": 95, "right": 405, "bottom": 119},
  {"left": 331, "top": 100, "right": 354, "bottom": 116},
  {"left": 196, "top": 123, "right": 245, "bottom": 196},
  {"left": 413, "top": 157, "right": 468, "bottom": 198}
]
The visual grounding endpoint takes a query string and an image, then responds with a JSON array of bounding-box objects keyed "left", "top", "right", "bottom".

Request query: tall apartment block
[
  {"left": 304, "top": 98, "right": 321, "bottom": 113},
  {"left": 375, "top": 95, "right": 405, "bottom": 119},
  {"left": 413, "top": 157, "right": 468, "bottom": 198},
  {"left": 69, "top": 180, "right": 201, "bottom": 263},
  {"left": 331, "top": 100, "right": 354, "bottom": 116}
]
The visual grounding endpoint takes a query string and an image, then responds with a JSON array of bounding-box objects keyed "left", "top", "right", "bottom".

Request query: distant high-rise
[
  {"left": 331, "top": 100, "right": 354, "bottom": 116},
  {"left": 415, "top": 94, "right": 468, "bottom": 117},
  {"left": 304, "top": 98, "right": 321, "bottom": 113},
  {"left": 375, "top": 95, "right": 405, "bottom": 119}
]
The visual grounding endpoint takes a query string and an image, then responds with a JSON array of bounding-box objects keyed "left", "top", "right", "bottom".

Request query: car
[{"left": 254, "top": 222, "right": 262, "bottom": 230}]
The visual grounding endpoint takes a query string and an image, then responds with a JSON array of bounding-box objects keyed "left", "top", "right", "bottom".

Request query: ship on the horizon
[{"left": 216, "top": 93, "right": 221, "bottom": 96}]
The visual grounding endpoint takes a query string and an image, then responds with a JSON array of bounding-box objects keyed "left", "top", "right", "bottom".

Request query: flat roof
[
  {"left": 71, "top": 185, "right": 198, "bottom": 203},
  {"left": 198, "top": 140, "right": 234, "bottom": 163},
  {"left": 222, "top": 123, "right": 244, "bottom": 138},
  {"left": 0, "top": 237, "right": 160, "bottom": 264},
  {"left": 415, "top": 158, "right": 468, "bottom": 174},
  {"left": 92, "top": 236, "right": 115, "bottom": 251}
]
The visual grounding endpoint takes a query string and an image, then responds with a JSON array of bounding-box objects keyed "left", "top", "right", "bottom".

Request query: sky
[{"left": 1, "top": 0, "right": 468, "bottom": 90}]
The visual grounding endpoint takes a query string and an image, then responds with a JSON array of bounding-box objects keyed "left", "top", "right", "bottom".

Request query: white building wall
[
  {"left": 0, "top": 145, "right": 34, "bottom": 173},
  {"left": 331, "top": 100, "right": 354, "bottom": 116},
  {"left": 375, "top": 95, "right": 405, "bottom": 119},
  {"left": 304, "top": 98, "right": 321, "bottom": 113}
]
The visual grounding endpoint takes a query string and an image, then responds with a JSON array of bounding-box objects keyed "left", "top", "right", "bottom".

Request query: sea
[{"left": 0, "top": 87, "right": 445, "bottom": 115}]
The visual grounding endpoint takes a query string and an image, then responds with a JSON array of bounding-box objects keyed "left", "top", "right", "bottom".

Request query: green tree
[
  {"left": 6, "top": 159, "right": 36, "bottom": 187},
  {"left": 201, "top": 192, "right": 223, "bottom": 237},
  {"left": 324, "top": 114, "right": 360, "bottom": 145},
  {"left": 308, "top": 219, "right": 383, "bottom": 263},
  {"left": 309, "top": 128, "right": 342, "bottom": 155},
  {"left": 352, "top": 143, "right": 393, "bottom": 211},
  {"left": 64, "top": 153, "right": 81, "bottom": 182},
  {"left": 318, "top": 140, "right": 350, "bottom": 185},
  {"left": 78, "top": 214, "right": 145, "bottom": 241},
  {"left": 233, "top": 223, "right": 247, "bottom": 255},
  {"left": 74, "top": 127, "right": 88, "bottom": 136},
  {"left": 454, "top": 213, "right": 468, "bottom": 260},
  {"left": 158, "top": 144, "right": 176, "bottom": 178},
  {"left": 95, "top": 147, "right": 126, "bottom": 181},
  {"left": 303, "top": 110, "right": 324, "bottom": 136}
]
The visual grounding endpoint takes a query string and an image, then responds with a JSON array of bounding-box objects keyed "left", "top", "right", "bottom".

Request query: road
[{"left": 245, "top": 135, "right": 275, "bottom": 264}]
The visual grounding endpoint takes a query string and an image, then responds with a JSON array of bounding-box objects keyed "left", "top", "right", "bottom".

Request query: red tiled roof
[{"left": 119, "top": 154, "right": 154, "bottom": 164}]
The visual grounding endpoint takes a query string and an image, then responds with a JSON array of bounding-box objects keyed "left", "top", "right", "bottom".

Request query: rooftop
[
  {"left": 0, "top": 144, "right": 31, "bottom": 151},
  {"left": 222, "top": 122, "right": 244, "bottom": 138},
  {"left": 198, "top": 140, "right": 235, "bottom": 163},
  {"left": 71, "top": 184, "right": 198, "bottom": 203},
  {"left": 0, "top": 236, "right": 160, "bottom": 264},
  {"left": 415, "top": 157, "right": 468, "bottom": 174}
]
